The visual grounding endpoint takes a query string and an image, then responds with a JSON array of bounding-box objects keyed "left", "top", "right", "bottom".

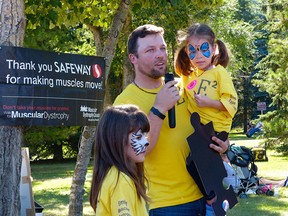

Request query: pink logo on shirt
[{"left": 187, "top": 80, "right": 197, "bottom": 90}]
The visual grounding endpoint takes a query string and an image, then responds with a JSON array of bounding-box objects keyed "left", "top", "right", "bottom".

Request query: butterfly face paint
[
  {"left": 130, "top": 129, "right": 149, "bottom": 155},
  {"left": 200, "top": 42, "right": 211, "bottom": 58},
  {"left": 188, "top": 44, "right": 196, "bottom": 60},
  {"left": 188, "top": 42, "right": 211, "bottom": 60}
]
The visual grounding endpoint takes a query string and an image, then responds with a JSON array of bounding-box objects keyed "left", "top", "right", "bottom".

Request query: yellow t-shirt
[
  {"left": 114, "top": 83, "right": 203, "bottom": 210},
  {"left": 96, "top": 166, "right": 148, "bottom": 216},
  {"left": 181, "top": 65, "right": 238, "bottom": 132}
]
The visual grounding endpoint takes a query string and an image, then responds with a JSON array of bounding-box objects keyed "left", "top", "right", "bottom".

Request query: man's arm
[{"left": 146, "top": 80, "right": 179, "bottom": 154}]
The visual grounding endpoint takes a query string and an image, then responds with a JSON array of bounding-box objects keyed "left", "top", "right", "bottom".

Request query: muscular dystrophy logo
[
  {"left": 9, "top": 111, "right": 69, "bottom": 121},
  {"left": 80, "top": 105, "right": 100, "bottom": 122}
]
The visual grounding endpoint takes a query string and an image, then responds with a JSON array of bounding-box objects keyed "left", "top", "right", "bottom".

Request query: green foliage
[
  {"left": 109, "top": 45, "right": 124, "bottom": 99},
  {"left": 252, "top": 0, "right": 288, "bottom": 154},
  {"left": 133, "top": 0, "right": 225, "bottom": 8},
  {"left": 24, "top": 24, "right": 95, "bottom": 55},
  {"left": 24, "top": 126, "right": 81, "bottom": 160},
  {"left": 192, "top": 0, "right": 224, "bottom": 7},
  {"left": 25, "top": 0, "right": 119, "bottom": 29},
  {"left": 25, "top": 0, "right": 121, "bottom": 56}
]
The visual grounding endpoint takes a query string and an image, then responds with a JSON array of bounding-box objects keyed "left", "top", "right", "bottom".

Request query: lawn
[
  {"left": 30, "top": 134, "right": 288, "bottom": 216},
  {"left": 31, "top": 160, "right": 95, "bottom": 216}
]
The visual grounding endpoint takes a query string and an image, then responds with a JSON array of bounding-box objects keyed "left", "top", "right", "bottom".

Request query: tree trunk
[
  {"left": 123, "top": 53, "right": 134, "bottom": 88},
  {"left": 52, "top": 143, "right": 64, "bottom": 161},
  {"left": 68, "top": 0, "right": 131, "bottom": 215},
  {"left": 0, "top": 0, "right": 26, "bottom": 215},
  {"left": 122, "top": 14, "right": 134, "bottom": 89},
  {"left": 102, "top": 0, "right": 131, "bottom": 106},
  {"left": 0, "top": 127, "right": 23, "bottom": 216},
  {"left": 0, "top": 0, "right": 26, "bottom": 46},
  {"left": 68, "top": 126, "right": 96, "bottom": 215}
]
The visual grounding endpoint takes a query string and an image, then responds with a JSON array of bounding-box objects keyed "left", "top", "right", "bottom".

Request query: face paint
[
  {"left": 188, "top": 42, "right": 211, "bottom": 60},
  {"left": 200, "top": 42, "right": 211, "bottom": 58},
  {"left": 130, "top": 129, "right": 149, "bottom": 155},
  {"left": 188, "top": 44, "right": 196, "bottom": 60}
]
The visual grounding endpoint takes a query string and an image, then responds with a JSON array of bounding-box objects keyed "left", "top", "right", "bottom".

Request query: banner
[{"left": 0, "top": 46, "right": 105, "bottom": 126}]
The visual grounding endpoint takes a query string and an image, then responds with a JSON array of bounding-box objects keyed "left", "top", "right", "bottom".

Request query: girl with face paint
[
  {"left": 175, "top": 23, "right": 238, "bottom": 134},
  {"left": 90, "top": 105, "right": 150, "bottom": 216},
  {"left": 174, "top": 23, "right": 238, "bottom": 214}
]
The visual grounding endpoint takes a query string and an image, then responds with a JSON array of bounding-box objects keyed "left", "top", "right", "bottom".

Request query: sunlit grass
[
  {"left": 227, "top": 193, "right": 288, "bottom": 216},
  {"left": 31, "top": 161, "right": 95, "bottom": 216}
]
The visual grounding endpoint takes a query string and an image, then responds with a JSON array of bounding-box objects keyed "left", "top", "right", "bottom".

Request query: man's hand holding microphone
[{"left": 152, "top": 72, "right": 179, "bottom": 128}]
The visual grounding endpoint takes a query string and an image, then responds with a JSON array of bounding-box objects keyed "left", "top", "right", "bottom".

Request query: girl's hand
[
  {"left": 194, "top": 93, "right": 226, "bottom": 111},
  {"left": 194, "top": 94, "right": 211, "bottom": 107},
  {"left": 209, "top": 136, "right": 229, "bottom": 154}
]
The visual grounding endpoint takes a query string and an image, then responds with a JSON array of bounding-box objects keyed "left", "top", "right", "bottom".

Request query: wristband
[{"left": 150, "top": 107, "right": 166, "bottom": 120}]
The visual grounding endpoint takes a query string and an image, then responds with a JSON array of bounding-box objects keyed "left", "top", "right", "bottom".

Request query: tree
[
  {"left": 0, "top": 1, "right": 26, "bottom": 215},
  {"left": 253, "top": 0, "right": 288, "bottom": 154},
  {"left": 24, "top": 126, "right": 81, "bottom": 160}
]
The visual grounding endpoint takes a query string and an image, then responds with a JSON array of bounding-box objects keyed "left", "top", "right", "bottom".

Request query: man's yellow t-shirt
[{"left": 114, "top": 83, "right": 203, "bottom": 210}]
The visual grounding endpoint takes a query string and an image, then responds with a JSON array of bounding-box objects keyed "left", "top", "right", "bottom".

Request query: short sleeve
[
  {"left": 218, "top": 68, "right": 238, "bottom": 117},
  {"left": 110, "top": 174, "right": 147, "bottom": 216}
]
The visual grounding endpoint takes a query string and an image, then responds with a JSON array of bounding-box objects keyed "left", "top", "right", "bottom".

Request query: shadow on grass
[
  {"left": 33, "top": 185, "right": 93, "bottom": 216},
  {"left": 269, "top": 154, "right": 288, "bottom": 161},
  {"left": 34, "top": 190, "right": 69, "bottom": 213}
]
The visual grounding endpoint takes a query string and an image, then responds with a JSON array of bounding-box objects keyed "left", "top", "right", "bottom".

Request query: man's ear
[{"left": 129, "top": 53, "right": 137, "bottom": 64}]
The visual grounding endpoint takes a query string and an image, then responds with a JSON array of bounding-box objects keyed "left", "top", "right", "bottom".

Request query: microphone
[{"left": 165, "top": 72, "right": 176, "bottom": 128}]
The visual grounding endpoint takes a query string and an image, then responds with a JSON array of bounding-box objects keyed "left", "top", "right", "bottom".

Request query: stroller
[{"left": 225, "top": 144, "right": 274, "bottom": 198}]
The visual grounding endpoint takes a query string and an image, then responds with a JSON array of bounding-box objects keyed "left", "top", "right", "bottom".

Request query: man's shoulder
[{"left": 113, "top": 84, "right": 134, "bottom": 105}]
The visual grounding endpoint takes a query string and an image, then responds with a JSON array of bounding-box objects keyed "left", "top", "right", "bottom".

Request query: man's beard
[{"left": 140, "top": 67, "right": 167, "bottom": 80}]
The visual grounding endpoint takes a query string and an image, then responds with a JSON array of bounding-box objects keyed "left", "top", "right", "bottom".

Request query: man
[{"left": 113, "top": 24, "right": 229, "bottom": 215}]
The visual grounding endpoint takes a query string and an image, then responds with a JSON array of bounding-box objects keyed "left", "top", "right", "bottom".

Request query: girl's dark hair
[
  {"left": 128, "top": 24, "right": 164, "bottom": 57},
  {"left": 90, "top": 104, "right": 150, "bottom": 212},
  {"left": 175, "top": 23, "right": 230, "bottom": 76}
]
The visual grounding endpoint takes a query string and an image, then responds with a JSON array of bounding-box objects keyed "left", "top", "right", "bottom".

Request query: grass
[
  {"left": 31, "top": 160, "right": 94, "bottom": 216},
  {"left": 30, "top": 133, "right": 288, "bottom": 216}
]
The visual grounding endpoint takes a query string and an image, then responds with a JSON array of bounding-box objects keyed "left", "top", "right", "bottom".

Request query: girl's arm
[{"left": 194, "top": 94, "right": 227, "bottom": 111}]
